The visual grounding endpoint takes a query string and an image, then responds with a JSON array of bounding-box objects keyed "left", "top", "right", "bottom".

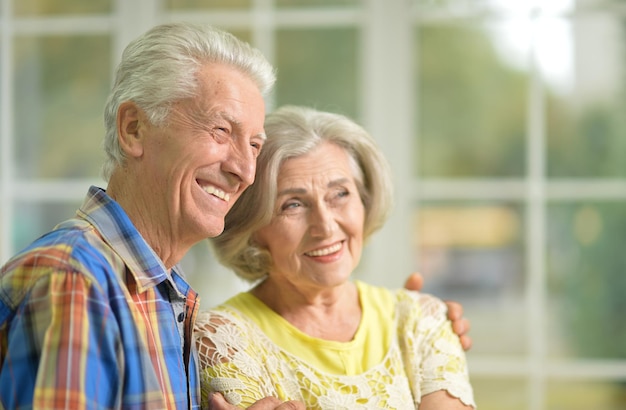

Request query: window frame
[{"left": 1, "top": 1, "right": 626, "bottom": 409}]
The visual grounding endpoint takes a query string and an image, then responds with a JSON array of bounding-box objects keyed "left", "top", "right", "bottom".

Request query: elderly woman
[{"left": 196, "top": 105, "right": 476, "bottom": 409}]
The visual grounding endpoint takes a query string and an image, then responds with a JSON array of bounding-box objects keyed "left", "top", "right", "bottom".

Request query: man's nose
[{"left": 223, "top": 142, "right": 256, "bottom": 187}]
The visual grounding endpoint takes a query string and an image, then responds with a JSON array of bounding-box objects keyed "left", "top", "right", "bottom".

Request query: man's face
[{"left": 140, "top": 63, "right": 266, "bottom": 244}]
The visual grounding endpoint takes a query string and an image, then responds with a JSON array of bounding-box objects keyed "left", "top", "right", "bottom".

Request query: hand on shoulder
[{"left": 404, "top": 272, "right": 472, "bottom": 351}]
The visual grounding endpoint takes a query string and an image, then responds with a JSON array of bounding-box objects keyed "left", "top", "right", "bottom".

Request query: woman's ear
[{"left": 117, "top": 101, "right": 145, "bottom": 158}]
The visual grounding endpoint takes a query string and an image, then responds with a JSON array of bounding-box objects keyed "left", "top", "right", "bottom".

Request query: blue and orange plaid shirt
[{"left": 0, "top": 186, "right": 201, "bottom": 409}]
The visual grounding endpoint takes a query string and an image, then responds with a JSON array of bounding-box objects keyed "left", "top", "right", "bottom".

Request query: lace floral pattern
[{"left": 195, "top": 289, "right": 475, "bottom": 409}]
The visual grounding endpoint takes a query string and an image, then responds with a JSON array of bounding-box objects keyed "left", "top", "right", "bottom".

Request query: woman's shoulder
[
  {"left": 195, "top": 292, "right": 253, "bottom": 331},
  {"left": 397, "top": 286, "right": 447, "bottom": 306},
  {"left": 354, "top": 280, "right": 447, "bottom": 319},
  {"left": 194, "top": 295, "right": 268, "bottom": 368},
  {"left": 392, "top": 287, "right": 449, "bottom": 329}
]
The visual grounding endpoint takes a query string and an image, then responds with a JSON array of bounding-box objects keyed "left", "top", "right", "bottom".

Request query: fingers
[
  {"left": 208, "top": 392, "right": 240, "bottom": 410},
  {"left": 445, "top": 300, "right": 473, "bottom": 351},
  {"left": 247, "top": 397, "right": 305, "bottom": 410},
  {"left": 451, "top": 315, "right": 468, "bottom": 334},
  {"left": 459, "top": 334, "right": 473, "bottom": 351},
  {"left": 273, "top": 401, "right": 306, "bottom": 410},
  {"left": 407, "top": 274, "right": 473, "bottom": 351},
  {"left": 445, "top": 300, "right": 463, "bottom": 321},
  {"left": 209, "top": 393, "right": 306, "bottom": 410},
  {"left": 403, "top": 272, "right": 424, "bottom": 292}
]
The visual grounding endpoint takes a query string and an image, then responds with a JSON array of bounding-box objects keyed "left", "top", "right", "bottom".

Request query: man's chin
[{"left": 203, "top": 219, "right": 225, "bottom": 239}]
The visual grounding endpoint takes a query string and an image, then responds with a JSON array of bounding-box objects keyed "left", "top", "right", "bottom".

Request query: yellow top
[
  {"left": 195, "top": 280, "right": 475, "bottom": 409},
  {"left": 224, "top": 280, "right": 393, "bottom": 375}
]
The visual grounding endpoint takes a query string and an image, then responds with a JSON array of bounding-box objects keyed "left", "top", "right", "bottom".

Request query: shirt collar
[{"left": 78, "top": 185, "right": 180, "bottom": 293}]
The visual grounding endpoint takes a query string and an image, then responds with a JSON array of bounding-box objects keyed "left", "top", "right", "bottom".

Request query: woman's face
[{"left": 254, "top": 141, "right": 366, "bottom": 290}]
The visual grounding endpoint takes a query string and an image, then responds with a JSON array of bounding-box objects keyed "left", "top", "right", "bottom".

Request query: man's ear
[{"left": 117, "top": 101, "right": 145, "bottom": 158}]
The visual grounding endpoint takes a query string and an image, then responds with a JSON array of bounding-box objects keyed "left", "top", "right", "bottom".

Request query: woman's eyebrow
[
  {"left": 277, "top": 178, "right": 350, "bottom": 197},
  {"left": 277, "top": 187, "right": 306, "bottom": 197},
  {"left": 328, "top": 177, "right": 350, "bottom": 188}
]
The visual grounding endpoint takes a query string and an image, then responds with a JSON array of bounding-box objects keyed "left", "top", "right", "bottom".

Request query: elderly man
[
  {"left": 0, "top": 22, "right": 469, "bottom": 410},
  {"left": 0, "top": 22, "right": 286, "bottom": 409}
]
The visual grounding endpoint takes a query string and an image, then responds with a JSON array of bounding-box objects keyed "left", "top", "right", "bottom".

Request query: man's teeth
[
  {"left": 306, "top": 243, "right": 342, "bottom": 257},
  {"left": 202, "top": 185, "right": 230, "bottom": 201}
]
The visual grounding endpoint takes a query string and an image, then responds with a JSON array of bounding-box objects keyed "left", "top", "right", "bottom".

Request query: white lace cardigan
[{"left": 194, "top": 282, "right": 476, "bottom": 409}]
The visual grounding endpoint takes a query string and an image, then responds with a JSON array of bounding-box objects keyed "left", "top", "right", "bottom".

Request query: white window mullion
[
  {"left": 251, "top": 0, "right": 276, "bottom": 111},
  {"left": 1, "top": 0, "right": 15, "bottom": 263},
  {"left": 361, "top": 0, "right": 414, "bottom": 287},
  {"left": 526, "top": 8, "right": 548, "bottom": 410},
  {"left": 112, "top": 0, "right": 162, "bottom": 69}
]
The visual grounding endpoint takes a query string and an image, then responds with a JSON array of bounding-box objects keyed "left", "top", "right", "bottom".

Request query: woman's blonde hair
[{"left": 211, "top": 105, "right": 394, "bottom": 282}]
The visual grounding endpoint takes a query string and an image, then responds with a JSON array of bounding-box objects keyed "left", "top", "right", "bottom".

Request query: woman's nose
[{"left": 309, "top": 204, "right": 335, "bottom": 238}]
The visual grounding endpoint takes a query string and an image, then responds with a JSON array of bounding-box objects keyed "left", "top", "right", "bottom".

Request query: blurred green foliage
[
  {"left": 549, "top": 202, "right": 626, "bottom": 358},
  {"left": 416, "top": 23, "right": 527, "bottom": 177},
  {"left": 275, "top": 28, "right": 358, "bottom": 119}
]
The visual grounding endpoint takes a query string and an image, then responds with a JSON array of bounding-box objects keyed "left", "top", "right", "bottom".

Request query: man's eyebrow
[
  {"left": 186, "top": 108, "right": 234, "bottom": 126},
  {"left": 216, "top": 111, "right": 240, "bottom": 126},
  {"left": 207, "top": 111, "right": 266, "bottom": 140}
]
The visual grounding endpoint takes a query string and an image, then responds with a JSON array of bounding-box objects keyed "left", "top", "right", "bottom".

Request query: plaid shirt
[{"left": 0, "top": 186, "right": 201, "bottom": 409}]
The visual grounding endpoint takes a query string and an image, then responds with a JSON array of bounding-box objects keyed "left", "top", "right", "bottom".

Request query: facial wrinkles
[
  {"left": 142, "top": 105, "right": 224, "bottom": 238},
  {"left": 166, "top": 102, "right": 250, "bottom": 199},
  {"left": 309, "top": 186, "right": 343, "bottom": 239},
  {"left": 189, "top": 93, "right": 264, "bottom": 187},
  {"left": 170, "top": 99, "right": 226, "bottom": 138},
  {"left": 133, "top": 64, "right": 265, "bottom": 263},
  {"left": 277, "top": 167, "right": 355, "bottom": 251},
  {"left": 158, "top": 109, "right": 209, "bottom": 186},
  {"left": 196, "top": 69, "right": 266, "bottom": 140},
  {"left": 251, "top": 145, "right": 366, "bottom": 301}
]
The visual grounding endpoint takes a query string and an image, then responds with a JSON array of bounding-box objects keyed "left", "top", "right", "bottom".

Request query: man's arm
[
  {"left": 1, "top": 268, "right": 122, "bottom": 409},
  {"left": 404, "top": 272, "right": 472, "bottom": 351}
]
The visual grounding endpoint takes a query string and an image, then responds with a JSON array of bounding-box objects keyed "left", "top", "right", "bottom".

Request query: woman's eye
[
  {"left": 327, "top": 189, "right": 351, "bottom": 207},
  {"left": 333, "top": 189, "right": 350, "bottom": 200},
  {"left": 280, "top": 200, "right": 304, "bottom": 213}
]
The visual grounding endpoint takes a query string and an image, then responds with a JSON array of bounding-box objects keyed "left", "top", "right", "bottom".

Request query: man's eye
[{"left": 211, "top": 127, "right": 228, "bottom": 139}]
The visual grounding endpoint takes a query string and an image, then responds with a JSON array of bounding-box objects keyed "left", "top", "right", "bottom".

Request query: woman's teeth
[{"left": 306, "top": 242, "right": 342, "bottom": 257}]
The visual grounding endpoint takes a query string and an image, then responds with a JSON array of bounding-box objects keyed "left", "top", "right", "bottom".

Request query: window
[{"left": 1, "top": 0, "right": 625, "bottom": 408}]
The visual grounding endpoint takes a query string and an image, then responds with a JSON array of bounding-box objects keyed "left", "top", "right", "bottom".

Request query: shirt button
[{"left": 177, "top": 312, "right": 185, "bottom": 322}]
